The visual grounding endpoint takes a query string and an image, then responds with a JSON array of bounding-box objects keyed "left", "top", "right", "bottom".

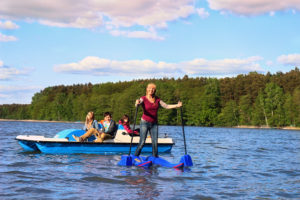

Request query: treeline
[{"left": 1, "top": 68, "right": 300, "bottom": 127}]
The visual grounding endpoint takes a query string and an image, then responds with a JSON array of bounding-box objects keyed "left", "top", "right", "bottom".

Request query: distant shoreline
[
  {"left": 0, "top": 119, "right": 82, "bottom": 123},
  {"left": 1, "top": 119, "right": 299, "bottom": 130},
  {"left": 233, "top": 125, "right": 300, "bottom": 131}
]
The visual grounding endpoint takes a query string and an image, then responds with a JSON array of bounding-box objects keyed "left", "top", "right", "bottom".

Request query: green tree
[
  {"left": 252, "top": 91, "right": 268, "bottom": 126},
  {"left": 284, "top": 93, "right": 295, "bottom": 126},
  {"left": 264, "top": 82, "right": 285, "bottom": 127},
  {"left": 239, "top": 95, "right": 252, "bottom": 125},
  {"left": 198, "top": 78, "right": 221, "bottom": 126},
  {"left": 185, "top": 92, "right": 202, "bottom": 126},
  {"left": 292, "top": 87, "right": 300, "bottom": 126},
  {"left": 1, "top": 69, "right": 300, "bottom": 128},
  {"left": 217, "top": 100, "right": 239, "bottom": 126}
]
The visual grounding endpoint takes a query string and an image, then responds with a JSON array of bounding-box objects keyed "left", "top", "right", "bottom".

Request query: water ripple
[{"left": 0, "top": 122, "right": 300, "bottom": 199}]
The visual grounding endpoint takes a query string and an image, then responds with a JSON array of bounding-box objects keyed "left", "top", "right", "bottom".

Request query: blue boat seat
[{"left": 55, "top": 124, "right": 126, "bottom": 142}]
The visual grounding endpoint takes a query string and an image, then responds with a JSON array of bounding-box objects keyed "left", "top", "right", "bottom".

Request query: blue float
[{"left": 118, "top": 105, "right": 193, "bottom": 168}]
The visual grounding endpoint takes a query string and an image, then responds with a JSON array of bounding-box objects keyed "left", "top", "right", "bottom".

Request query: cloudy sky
[{"left": 1, "top": 0, "right": 300, "bottom": 104}]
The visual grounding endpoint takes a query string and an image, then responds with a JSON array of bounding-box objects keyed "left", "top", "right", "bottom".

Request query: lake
[{"left": 0, "top": 121, "right": 299, "bottom": 199}]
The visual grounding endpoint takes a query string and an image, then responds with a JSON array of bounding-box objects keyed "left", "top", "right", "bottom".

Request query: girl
[
  {"left": 73, "top": 111, "right": 100, "bottom": 142},
  {"left": 83, "top": 111, "right": 98, "bottom": 131},
  {"left": 119, "top": 114, "right": 140, "bottom": 136}
]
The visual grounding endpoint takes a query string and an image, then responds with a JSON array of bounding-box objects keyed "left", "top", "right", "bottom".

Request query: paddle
[
  {"left": 129, "top": 104, "right": 139, "bottom": 155},
  {"left": 118, "top": 104, "right": 139, "bottom": 166},
  {"left": 179, "top": 105, "right": 193, "bottom": 167}
]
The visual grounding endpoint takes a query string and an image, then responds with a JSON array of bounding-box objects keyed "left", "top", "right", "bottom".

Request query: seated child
[
  {"left": 98, "top": 112, "right": 118, "bottom": 142},
  {"left": 73, "top": 111, "right": 100, "bottom": 142},
  {"left": 73, "top": 111, "right": 117, "bottom": 143},
  {"left": 119, "top": 114, "right": 140, "bottom": 136}
]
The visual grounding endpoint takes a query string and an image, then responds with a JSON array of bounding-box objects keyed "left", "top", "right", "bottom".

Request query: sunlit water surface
[{"left": 0, "top": 121, "right": 299, "bottom": 199}]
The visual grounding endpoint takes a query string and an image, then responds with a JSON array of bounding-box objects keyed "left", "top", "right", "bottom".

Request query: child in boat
[
  {"left": 83, "top": 111, "right": 98, "bottom": 131},
  {"left": 98, "top": 112, "right": 118, "bottom": 142},
  {"left": 119, "top": 114, "right": 140, "bottom": 136},
  {"left": 73, "top": 111, "right": 100, "bottom": 142},
  {"left": 73, "top": 111, "right": 117, "bottom": 143}
]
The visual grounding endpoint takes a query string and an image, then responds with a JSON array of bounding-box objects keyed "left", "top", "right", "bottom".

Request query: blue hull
[
  {"left": 18, "top": 140, "right": 39, "bottom": 151},
  {"left": 35, "top": 142, "right": 172, "bottom": 154},
  {"left": 16, "top": 129, "right": 174, "bottom": 154}
]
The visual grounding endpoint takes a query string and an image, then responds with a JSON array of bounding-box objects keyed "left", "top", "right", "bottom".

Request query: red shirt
[
  {"left": 141, "top": 96, "right": 160, "bottom": 123},
  {"left": 118, "top": 120, "right": 139, "bottom": 135}
]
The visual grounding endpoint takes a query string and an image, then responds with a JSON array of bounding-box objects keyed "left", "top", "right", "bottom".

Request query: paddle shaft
[
  {"left": 180, "top": 106, "right": 187, "bottom": 155},
  {"left": 129, "top": 105, "right": 139, "bottom": 155}
]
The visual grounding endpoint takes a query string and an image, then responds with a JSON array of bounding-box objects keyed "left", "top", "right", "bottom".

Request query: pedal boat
[{"left": 15, "top": 127, "right": 174, "bottom": 154}]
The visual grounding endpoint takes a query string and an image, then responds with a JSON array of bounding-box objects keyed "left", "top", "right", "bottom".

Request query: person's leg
[
  {"left": 93, "top": 133, "right": 112, "bottom": 143},
  {"left": 101, "top": 133, "right": 112, "bottom": 140},
  {"left": 134, "top": 120, "right": 148, "bottom": 156},
  {"left": 81, "top": 128, "right": 98, "bottom": 140},
  {"left": 73, "top": 128, "right": 98, "bottom": 142},
  {"left": 94, "top": 133, "right": 103, "bottom": 143},
  {"left": 149, "top": 123, "right": 158, "bottom": 157}
]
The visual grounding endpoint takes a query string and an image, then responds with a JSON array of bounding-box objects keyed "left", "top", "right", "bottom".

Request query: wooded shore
[
  {"left": 1, "top": 119, "right": 299, "bottom": 130},
  {"left": 1, "top": 68, "right": 299, "bottom": 127}
]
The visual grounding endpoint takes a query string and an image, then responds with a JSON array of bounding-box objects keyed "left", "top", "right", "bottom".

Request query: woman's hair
[
  {"left": 85, "top": 111, "right": 94, "bottom": 125},
  {"left": 120, "top": 114, "right": 130, "bottom": 124},
  {"left": 146, "top": 83, "right": 156, "bottom": 95}
]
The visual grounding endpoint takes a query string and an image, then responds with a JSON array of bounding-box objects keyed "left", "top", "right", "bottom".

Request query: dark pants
[{"left": 134, "top": 119, "right": 158, "bottom": 157}]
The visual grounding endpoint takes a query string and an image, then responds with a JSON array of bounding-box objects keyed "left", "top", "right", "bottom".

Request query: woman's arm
[
  {"left": 160, "top": 100, "right": 182, "bottom": 109},
  {"left": 92, "top": 120, "right": 99, "bottom": 131},
  {"left": 124, "top": 124, "right": 134, "bottom": 134}
]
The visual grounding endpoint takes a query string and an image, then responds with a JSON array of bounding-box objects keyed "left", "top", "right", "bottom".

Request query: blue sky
[{"left": 0, "top": 0, "right": 300, "bottom": 104}]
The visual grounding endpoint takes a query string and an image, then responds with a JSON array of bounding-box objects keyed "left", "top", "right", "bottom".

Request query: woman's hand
[
  {"left": 135, "top": 99, "right": 141, "bottom": 106},
  {"left": 177, "top": 101, "right": 182, "bottom": 108}
]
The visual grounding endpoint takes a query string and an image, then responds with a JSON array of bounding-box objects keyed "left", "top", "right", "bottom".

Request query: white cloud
[
  {"left": 54, "top": 56, "right": 177, "bottom": 76},
  {"left": 110, "top": 29, "right": 164, "bottom": 40},
  {"left": 180, "top": 56, "right": 264, "bottom": 75},
  {"left": 0, "top": 85, "right": 42, "bottom": 104},
  {"left": 0, "top": 20, "right": 19, "bottom": 29},
  {"left": 0, "top": 0, "right": 196, "bottom": 39},
  {"left": 0, "top": 85, "right": 41, "bottom": 93},
  {"left": 269, "top": 11, "right": 275, "bottom": 16},
  {"left": 0, "top": 32, "right": 17, "bottom": 42},
  {"left": 39, "top": 14, "right": 103, "bottom": 29},
  {"left": 0, "top": 61, "right": 31, "bottom": 80},
  {"left": 197, "top": 8, "right": 210, "bottom": 19},
  {"left": 277, "top": 54, "right": 300, "bottom": 66},
  {"left": 208, "top": 0, "right": 300, "bottom": 16},
  {"left": 54, "top": 56, "right": 264, "bottom": 77}
]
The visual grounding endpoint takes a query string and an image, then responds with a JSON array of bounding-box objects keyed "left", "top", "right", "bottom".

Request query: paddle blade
[
  {"left": 118, "top": 155, "right": 133, "bottom": 166},
  {"left": 180, "top": 154, "right": 193, "bottom": 167}
]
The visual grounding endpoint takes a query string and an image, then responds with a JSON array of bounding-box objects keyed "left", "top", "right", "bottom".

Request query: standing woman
[{"left": 135, "top": 83, "right": 182, "bottom": 157}]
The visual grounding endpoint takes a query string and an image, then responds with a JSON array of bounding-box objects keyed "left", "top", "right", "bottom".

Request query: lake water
[{"left": 0, "top": 121, "right": 299, "bottom": 200}]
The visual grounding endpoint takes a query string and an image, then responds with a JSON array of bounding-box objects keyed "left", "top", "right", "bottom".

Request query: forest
[{"left": 1, "top": 68, "right": 300, "bottom": 127}]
